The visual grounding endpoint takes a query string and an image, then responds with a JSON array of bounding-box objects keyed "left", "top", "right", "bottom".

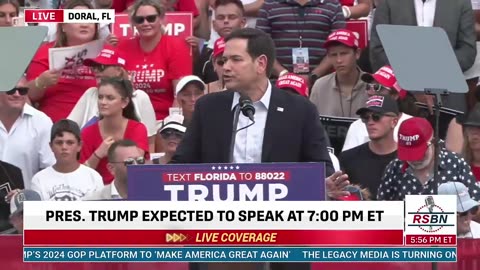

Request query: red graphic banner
[
  {"left": 24, "top": 230, "right": 404, "bottom": 246},
  {"left": 346, "top": 20, "right": 368, "bottom": 49}
]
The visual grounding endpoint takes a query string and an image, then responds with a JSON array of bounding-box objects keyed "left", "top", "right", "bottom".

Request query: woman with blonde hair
[
  {"left": 26, "top": 0, "right": 99, "bottom": 122},
  {"left": 114, "top": 0, "right": 192, "bottom": 151},
  {"left": 68, "top": 46, "right": 157, "bottom": 153}
]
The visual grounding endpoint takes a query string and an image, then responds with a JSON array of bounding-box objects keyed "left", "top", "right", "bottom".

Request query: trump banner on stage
[{"left": 127, "top": 163, "right": 326, "bottom": 201}]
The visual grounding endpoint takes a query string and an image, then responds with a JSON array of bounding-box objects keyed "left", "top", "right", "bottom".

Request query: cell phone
[
  {"left": 341, "top": 185, "right": 364, "bottom": 201},
  {"left": 12, "top": 17, "right": 25, "bottom": 27}
]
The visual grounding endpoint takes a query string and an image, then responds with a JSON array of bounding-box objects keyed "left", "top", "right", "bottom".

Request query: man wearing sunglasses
[
  {"left": 378, "top": 117, "right": 480, "bottom": 202},
  {"left": 339, "top": 95, "right": 399, "bottom": 199},
  {"left": 439, "top": 181, "right": 480, "bottom": 238},
  {"left": 84, "top": 140, "right": 144, "bottom": 200},
  {"left": 0, "top": 77, "right": 55, "bottom": 189},
  {"left": 154, "top": 114, "right": 186, "bottom": 164},
  {"left": 342, "top": 65, "right": 413, "bottom": 151}
]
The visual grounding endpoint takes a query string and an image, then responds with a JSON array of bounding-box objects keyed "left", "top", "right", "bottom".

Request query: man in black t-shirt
[
  {"left": 0, "top": 161, "right": 24, "bottom": 233},
  {"left": 340, "top": 95, "right": 399, "bottom": 199}
]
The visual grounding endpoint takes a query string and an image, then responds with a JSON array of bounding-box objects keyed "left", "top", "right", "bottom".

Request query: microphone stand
[
  {"left": 229, "top": 105, "right": 241, "bottom": 163},
  {"left": 425, "top": 88, "right": 448, "bottom": 270}
]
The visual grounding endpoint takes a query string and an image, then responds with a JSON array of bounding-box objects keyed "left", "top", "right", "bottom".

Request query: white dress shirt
[
  {"left": 0, "top": 104, "right": 55, "bottom": 188},
  {"left": 231, "top": 82, "right": 272, "bottom": 163},
  {"left": 414, "top": 0, "right": 436, "bottom": 27}
]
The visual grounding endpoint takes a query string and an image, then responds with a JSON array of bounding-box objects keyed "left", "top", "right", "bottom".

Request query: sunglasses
[
  {"left": 360, "top": 112, "right": 396, "bottom": 123},
  {"left": 111, "top": 157, "right": 146, "bottom": 166},
  {"left": 92, "top": 64, "right": 108, "bottom": 73},
  {"left": 132, "top": 14, "right": 158, "bottom": 24},
  {"left": 458, "top": 206, "right": 479, "bottom": 217},
  {"left": 366, "top": 83, "right": 391, "bottom": 92},
  {"left": 161, "top": 129, "right": 184, "bottom": 139},
  {"left": 6, "top": 87, "right": 28, "bottom": 96}
]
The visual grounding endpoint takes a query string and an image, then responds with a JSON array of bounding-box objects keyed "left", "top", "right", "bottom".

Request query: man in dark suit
[
  {"left": 369, "top": 0, "right": 477, "bottom": 112},
  {"left": 172, "top": 28, "right": 349, "bottom": 270}
]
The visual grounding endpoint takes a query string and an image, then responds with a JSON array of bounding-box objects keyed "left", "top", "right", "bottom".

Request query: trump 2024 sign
[{"left": 127, "top": 163, "right": 326, "bottom": 201}]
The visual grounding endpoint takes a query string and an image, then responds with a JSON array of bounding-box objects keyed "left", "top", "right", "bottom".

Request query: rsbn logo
[{"left": 408, "top": 196, "right": 453, "bottom": 233}]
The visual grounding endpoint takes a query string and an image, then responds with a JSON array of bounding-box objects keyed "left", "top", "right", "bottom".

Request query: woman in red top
[
  {"left": 116, "top": 0, "right": 192, "bottom": 122},
  {"left": 26, "top": 0, "right": 99, "bottom": 122},
  {"left": 80, "top": 78, "right": 149, "bottom": 184},
  {"left": 0, "top": 0, "right": 18, "bottom": 27}
]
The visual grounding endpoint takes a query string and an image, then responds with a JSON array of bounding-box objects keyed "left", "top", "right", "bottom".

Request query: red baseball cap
[
  {"left": 361, "top": 65, "right": 407, "bottom": 98},
  {"left": 397, "top": 117, "right": 433, "bottom": 161},
  {"left": 324, "top": 29, "right": 359, "bottom": 48},
  {"left": 276, "top": 73, "right": 308, "bottom": 97},
  {"left": 84, "top": 47, "right": 126, "bottom": 67},
  {"left": 213, "top": 37, "right": 226, "bottom": 58}
]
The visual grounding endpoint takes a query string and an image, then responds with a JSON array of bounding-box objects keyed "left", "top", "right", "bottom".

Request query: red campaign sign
[
  {"left": 112, "top": 12, "right": 193, "bottom": 40},
  {"left": 346, "top": 20, "right": 368, "bottom": 49}
]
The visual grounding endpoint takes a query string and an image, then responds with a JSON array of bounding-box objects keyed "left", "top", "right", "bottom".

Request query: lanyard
[{"left": 292, "top": 6, "right": 309, "bottom": 48}]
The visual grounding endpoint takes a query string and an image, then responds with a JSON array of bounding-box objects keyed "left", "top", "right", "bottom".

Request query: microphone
[
  {"left": 425, "top": 196, "right": 435, "bottom": 230},
  {"left": 425, "top": 196, "right": 435, "bottom": 213},
  {"left": 239, "top": 94, "right": 255, "bottom": 122}
]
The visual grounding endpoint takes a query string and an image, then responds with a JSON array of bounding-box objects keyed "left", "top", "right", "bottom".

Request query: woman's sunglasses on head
[{"left": 6, "top": 87, "right": 28, "bottom": 96}]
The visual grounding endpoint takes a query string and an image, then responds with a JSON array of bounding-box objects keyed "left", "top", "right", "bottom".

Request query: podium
[{"left": 128, "top": 162, "right": 326, "bottom": 270}]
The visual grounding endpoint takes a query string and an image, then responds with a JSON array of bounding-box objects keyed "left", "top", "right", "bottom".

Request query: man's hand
[
  {"left": 105, "top": 34, "right": 119, "bottom": 47},
  {"left": 5, "top": 189, "right": 20, "bottom": 203},
  {"left": 326, "top": 171, "right": 350, "bottom": 199}
]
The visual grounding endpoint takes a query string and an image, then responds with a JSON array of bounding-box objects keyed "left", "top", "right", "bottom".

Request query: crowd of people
[{"left": 0, "top": 0, "right": 480, "bottom": 246}]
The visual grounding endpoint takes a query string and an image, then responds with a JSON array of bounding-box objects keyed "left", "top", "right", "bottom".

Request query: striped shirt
[{"left": 256, "top": 0, "right": 346, "bottom": 73}]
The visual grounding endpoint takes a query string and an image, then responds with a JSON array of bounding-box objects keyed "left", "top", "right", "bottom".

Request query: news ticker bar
[
  {"left": 23, "top": 229, "right": 406, "bottom": 246},
  {"left": 23, "top": 9, "right": 115, "bottom": 23},
  {"left": 23, "top": 247, "right": 457, "bottom": 262}
]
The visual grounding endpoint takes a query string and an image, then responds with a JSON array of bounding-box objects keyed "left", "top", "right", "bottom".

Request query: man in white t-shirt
[
  {"left": 439, "top": 181, "right": 480, "bottom": 238},
  {"left": 31, "top": 120, "right": 103, "bottom": 201},
  {"left": 84, "top": 139, "right": 144, "bottom": 200},
  {"left": 342, "top": 65, "right": 413, "bottom": 151}
]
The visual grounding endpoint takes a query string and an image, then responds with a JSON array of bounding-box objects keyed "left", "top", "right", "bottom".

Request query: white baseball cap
[
  {"left": 10, "top": 189, "right": 41, "bottom": 217},
  {"left": 438, "top": 182, "right": 480, "bottom": 213},
  {"left": 175, "top": 75, "right": 205, "bottom": 96},
  {"left": 159, "top": 114, "right": 186, "bottom": 133}
]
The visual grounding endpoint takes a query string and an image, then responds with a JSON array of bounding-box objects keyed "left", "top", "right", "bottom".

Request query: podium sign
[
  {"left": 320, "top": 115, "right": 357, "bottom": 154},
  {"left": 128, "top": 163, "right": 326, "bottom": 201}
]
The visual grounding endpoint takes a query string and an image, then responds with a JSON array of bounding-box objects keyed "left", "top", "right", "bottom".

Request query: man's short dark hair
[
  {"left": 214, "top": 0, "right": 245, "bottom": 15},
  {"left": 50, "top": 119, "right": 81, "bottom": 143},
  {"left": 225, "top": 28, "right": 276, "bottom": 77},
  {"left": 107, "top": 139, "right": 138, "bottom": 162}
]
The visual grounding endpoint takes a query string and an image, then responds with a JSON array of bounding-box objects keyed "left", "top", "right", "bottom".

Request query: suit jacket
[
  {"left": 171, "top": 87, "right": 335, "bottom": 176},
  {"left": 370, "top": 0, "right": 476, "bottom": 72}
]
